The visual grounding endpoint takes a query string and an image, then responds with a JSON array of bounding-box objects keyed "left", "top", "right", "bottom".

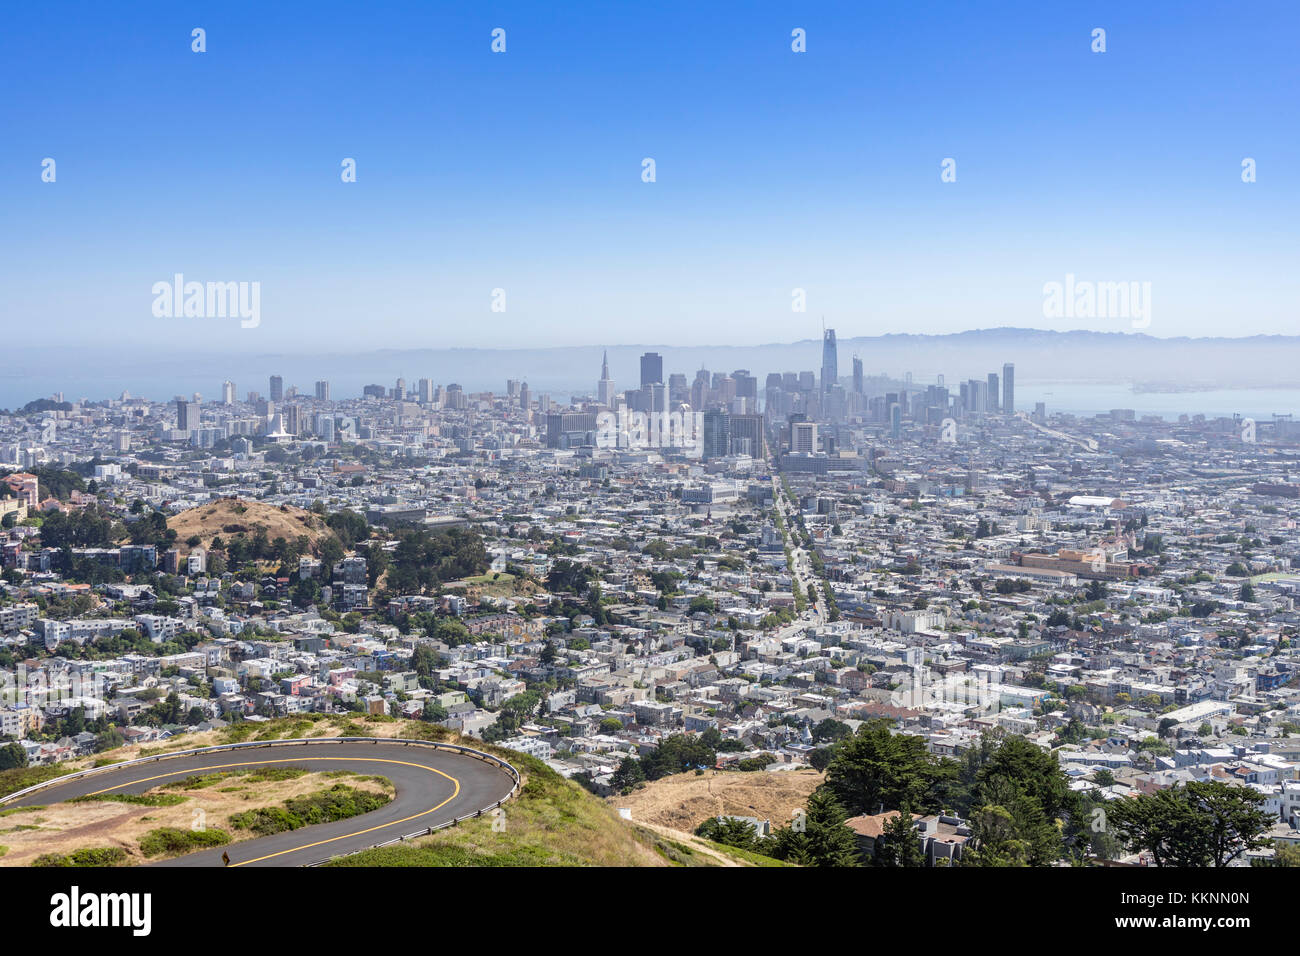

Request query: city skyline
[
  {"left": 10, "top": 324, "right": 1300, "bottom": 420},
  {"left": 3, "top": 0, "right": 1296, "bottom": 921}
]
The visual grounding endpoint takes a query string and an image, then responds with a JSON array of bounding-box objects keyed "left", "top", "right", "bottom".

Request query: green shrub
[
  {"left": 32, "top": 846, "right": 130, "bottom": 867},
  {"left": 138, "top": 827, "right": 231, "bottom": 858},
  {"left": 0, "top": 765, "right": 64, "bottom": 799},
  {"left": 165, "top": 765, "right": 308, "bottom": 789},
  {"left": 71, "top": 792, "right": 188, "bottom": 807},
  {"left": 230, "top": 784, "right": 391, "bottom": 836}
]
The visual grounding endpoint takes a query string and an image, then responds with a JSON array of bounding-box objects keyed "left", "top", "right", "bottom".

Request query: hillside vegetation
[
  {"left": 611, "top": 768, "right": 822, "bottom": 835},
  {"left": 2, "top": 719, "right": 789, "bottom": 867},
  {"left": 327, "top": 752, "right": 787, "bottom": 867},
  {"left": 166, "top": 498, "right": 336, "bottom": 553}
]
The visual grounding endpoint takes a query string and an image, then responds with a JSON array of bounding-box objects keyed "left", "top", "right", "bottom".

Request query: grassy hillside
[
  {"left": 166, "top": 498, "right": 336, "bottom": 553},
  {"left": 611, "top": 767, "right": 822, "bottom": 835},
  {"left": 326, "top": 752, "right": 788, "bottom": 868}
]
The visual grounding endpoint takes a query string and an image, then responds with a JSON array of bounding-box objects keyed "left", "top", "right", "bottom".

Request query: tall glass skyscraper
[
  {"left": 1002, "top": 362, "right": 1015, "bottom": 414},
  {"left": 640, "top": 351, "right": 663, "bottom": 388},
  {"left": 821, "top": 328, "right": 838, "bottom": 396}
]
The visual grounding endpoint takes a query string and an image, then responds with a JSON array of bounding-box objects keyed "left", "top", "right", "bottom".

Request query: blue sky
[{"left": 2, "top": 0, "right": 1297, "bottom": 352}]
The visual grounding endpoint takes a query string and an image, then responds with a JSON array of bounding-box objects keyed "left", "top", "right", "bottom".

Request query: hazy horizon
[
  {"left": 11, "top": 327, "right": 1300, "bottom": 414},
  {"left": 4, "top": 1, "right": 1297, "bottom": 352}
]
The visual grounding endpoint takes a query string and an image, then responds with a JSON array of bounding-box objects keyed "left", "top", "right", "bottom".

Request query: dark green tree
[
  {"left": 769, "top": 790, "right": 861, "bottom": 867},
  {"left": 1106, "top": 781, "right": 1274, "bottom": 867},
  {"left": 0, "top": 741, "right": 27, "bottom": 770},
  {"left": 821, "top": 719, "right": 954, "bottom": 816},
  {"left": 610, "top": 756, "right": 645, "bottom": 794},
  {"left": 873, "top": 805, "right": 926, "bottom": 867}
]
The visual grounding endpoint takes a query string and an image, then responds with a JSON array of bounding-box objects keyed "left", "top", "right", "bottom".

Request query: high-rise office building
[
  {"left": 987, "top": 372, "right": 1000, "bottom": 414},
  {"left": 641, "top": 382, "right": 666, "bottom": 414},
  {"left": 176, "top": 399, "right": 200, "bottom": 432},
  {"left": 394, "top": 378, "right": 406, "bottom": 401},
  {"left": 518, "top": 382, "right": 530, "bottom": 413},
  {"left": 1002, "top": 363, "right": 1015, "bottom": 415},
  {"left": 763, "top": 373, "right": 783, "bottom": 416},
  {"left": 691, "top": 369, "right": 710, "bottom": 410},
  {"left": 315, "top": 414, "right": 335, "bottom": 442},
  {"left": 823, "top": 385, "right": 846, "bottom": 423},
  {"left": 545, "top": 412, "right": 597, "bottom": 448},
  {"left": 732, "top": 370, "right": 757, "bottom": 402},
  {"left": 728, "top": 413, "right": 765, "bottom": 458},
  {"left": 668, "top": 372, "right": 688, "bottom": 405},
  {"left": 597, "top": 352, "right": 616, "bottom": 406},
  {"left": 702, "top": 410, "right": 730, "bottom": 460},
  {"left": 821, "top": 328, "right": 838, "bottom": 396},
  {"left": 791, "top": 420, "right": 818, "bottom": 454},
  {"left": 221, "top": 381, "right": 236, "bottom": 405},
  {"left": 639, "top": 352, "right": 663, "bottom": 388},
  {"left": 418, "top": 378, "right": 434, "bottom": 404},
  {"left": 852, "top": 356, "right": 863, "bottom": 395},
  {"left": 315, "top": 380, "right": 331, "bottom": 401},
  {"left": 269, "top": 376, "right": 283, "bottom": 402}
]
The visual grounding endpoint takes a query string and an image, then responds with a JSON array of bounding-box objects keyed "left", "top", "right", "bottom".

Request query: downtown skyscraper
[
  {"left": 597, "top": 351, "right": 616, "bottom": 406},
  {"left": 821, "top": 328, "right": 838, "bottom": 395},
  {"left": 640, "top": 351, "right": 663, "bottom": 389}
]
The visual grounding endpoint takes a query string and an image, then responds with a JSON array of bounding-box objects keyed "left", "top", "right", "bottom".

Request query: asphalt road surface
[{"left": 6, "top": 740, "right": 516, "bottom": 867}]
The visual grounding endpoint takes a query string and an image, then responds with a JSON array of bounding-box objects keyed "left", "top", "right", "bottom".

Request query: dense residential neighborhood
[{"left": 3, "top": 362, "right": 1300, "bottom": 868}]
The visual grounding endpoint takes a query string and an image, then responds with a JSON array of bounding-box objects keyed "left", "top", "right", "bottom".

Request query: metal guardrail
[
  {"left": 0, "top": 736, "right": 521, "bottom": 865},
  {"left": 300, "top": 739, "right": 523, "bottom": 866}
]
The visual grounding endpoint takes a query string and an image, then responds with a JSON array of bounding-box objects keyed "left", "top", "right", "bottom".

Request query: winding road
[{"left": 2, "top": 739, "right": 517, "bottom": 867}]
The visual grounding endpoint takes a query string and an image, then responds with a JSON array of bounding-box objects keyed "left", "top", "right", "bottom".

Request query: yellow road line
[
  {"left": 71, "top": 754, "right": 464, "bottom": 867},
  {"left": 232, "top": 761, "right": 461, "bottom": 866}
]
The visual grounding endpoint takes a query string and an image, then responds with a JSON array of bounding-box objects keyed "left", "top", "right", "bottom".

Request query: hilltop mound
[
  {"left": 167, "top": 498, "right": 335, "bottom": 552},
  {"left": 611, "top": 768, "right": 823, "bottom": 835}
]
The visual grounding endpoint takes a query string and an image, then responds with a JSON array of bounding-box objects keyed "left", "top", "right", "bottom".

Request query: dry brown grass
[
  {"left": 611, "top": 768, "right": 823, "bottom": 835},
  {"left": 165, "top": 498, "right": 336, "bottom": 554},
  {"left": 0, "top": 770, "right": 389, "bottom": 866}
]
